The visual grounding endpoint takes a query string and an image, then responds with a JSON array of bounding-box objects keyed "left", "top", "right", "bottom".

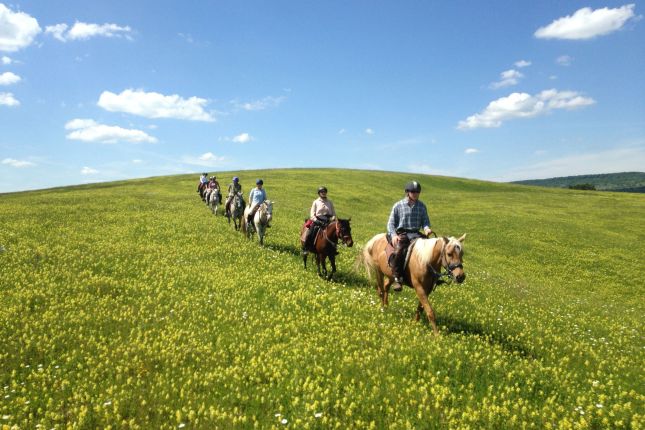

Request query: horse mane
[{"left": 413, "top": 238, "right": 442, "bottom": 268}]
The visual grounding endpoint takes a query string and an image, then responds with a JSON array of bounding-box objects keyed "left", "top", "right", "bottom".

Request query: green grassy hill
[
  {"left": 1, "top": 168, "right": 643, "bottom": 429},
  {"left": 512, "top": 171, "right": 645, "bottom": 192}
]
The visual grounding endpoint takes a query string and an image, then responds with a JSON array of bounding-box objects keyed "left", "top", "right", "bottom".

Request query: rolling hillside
[
  {"left": 513, "top": 171, "right": 645, "bottom": 192},
  {"left": 1, "top": 169, "right": 643, "bottom": 429}
]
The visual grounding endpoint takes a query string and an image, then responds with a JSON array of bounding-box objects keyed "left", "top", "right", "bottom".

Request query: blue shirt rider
[
  {"left": 247, "top": 179, "right": 268, "bottom": 226},
  {"left": 387, "top": 181, "right": 432, "bottom": 291}
]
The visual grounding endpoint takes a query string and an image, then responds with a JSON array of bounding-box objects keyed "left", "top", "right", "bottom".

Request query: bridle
[
  {"left": 323, "top": 220, "right": 352, "bottom": 249},
  {"left": 427, "top": 238, "right": 463, "bottom": 284}
]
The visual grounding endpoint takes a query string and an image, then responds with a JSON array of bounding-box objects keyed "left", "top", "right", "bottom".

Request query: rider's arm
[
  {"left": 386, "top": 204, "right": 399, "bottom": 236},
  {"left": 421, "top": 204, "right": 431, "bottom": 235},
  {"left": 328, "top": 200, "right": 336, "bottom": 218},
  {"left": 310, "top": 200, "right": 317, "bottom": 219}
]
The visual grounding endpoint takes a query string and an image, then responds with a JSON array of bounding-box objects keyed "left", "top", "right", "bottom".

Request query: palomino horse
[
  {"left": 226, "top": 192, "right": 244, "bottom": 230},
  {"left": 300, "top": 219, "right": 353, "bottom": 280},
  {"left": 358, "top": 233, "right": 466, "bottom": 335},
  {"left": 243, "top": 200, "right": 273, "bottom": 245},
  {"left": 207, "top": 188, "right": 221, "bottom": 215}
]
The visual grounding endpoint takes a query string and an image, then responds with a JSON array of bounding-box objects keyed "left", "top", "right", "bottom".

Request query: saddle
[{"left": 385, "top": 234, "right": 420, "bottom": 277}]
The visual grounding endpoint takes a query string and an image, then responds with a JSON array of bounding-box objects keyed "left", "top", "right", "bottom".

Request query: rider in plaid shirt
[{"left": 387, "top": 181, "right": 432, "bottom": 291}]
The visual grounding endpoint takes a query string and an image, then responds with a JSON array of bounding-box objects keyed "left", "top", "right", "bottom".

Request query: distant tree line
[{"left": 568, "top": 183, "right": 596, "bottom": 190}]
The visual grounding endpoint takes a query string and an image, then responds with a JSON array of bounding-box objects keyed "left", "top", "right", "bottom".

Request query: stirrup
[{"left": 392, "top": 278, "right": 403, "bottom": 292}]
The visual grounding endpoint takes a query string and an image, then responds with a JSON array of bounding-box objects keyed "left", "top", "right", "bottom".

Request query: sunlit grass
[{"left": 0, "top": 169, "right": 643, "bottom": 429}]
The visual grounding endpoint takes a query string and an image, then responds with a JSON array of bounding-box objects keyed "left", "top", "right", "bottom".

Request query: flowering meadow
[{"left": 0, "top": 169, "right": 643, "bottom": 429}]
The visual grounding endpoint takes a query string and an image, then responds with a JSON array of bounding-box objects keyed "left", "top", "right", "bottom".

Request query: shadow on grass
[
  {"left": 265, "top": 243, "right": 302, "bottom": 257},
  {"left": 436, "top": 315, "right": 538, "bottom": 360}
]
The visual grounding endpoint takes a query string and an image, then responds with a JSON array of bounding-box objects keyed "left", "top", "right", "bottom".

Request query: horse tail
[{"left": 354, "top": 234, "right": 380, "bottom": 281}]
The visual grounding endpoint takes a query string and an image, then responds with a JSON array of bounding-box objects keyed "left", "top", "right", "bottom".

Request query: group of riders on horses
[
  {"left": 198, "top": 173, "right": 270, "bottom": 228},
  {"left": 198, "top": 173, "right": 434, "bottom": 292}
]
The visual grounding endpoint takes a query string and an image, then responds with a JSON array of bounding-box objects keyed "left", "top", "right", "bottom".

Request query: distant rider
[
  {"left": 387, "top": 181, "right": 432, "bottom": 291},
  {"left": 197, "top": 172, "right": 208, "bottom": 194},
  {"left": 302, "top": 186, "right": 336, "bottom": 253},
  {"left": 225, "top": 176, "right": 242, "bottom": 213},
  {"left": 247, "top": 179, "right": 267, "bottom": 226},
  {"left": 207, "top": 176, "right": 221, "bottom": 203}
]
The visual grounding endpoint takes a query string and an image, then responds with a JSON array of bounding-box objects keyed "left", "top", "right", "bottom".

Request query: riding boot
[{"left": 391, "top": 234, "right": 410, "bottom": 291}]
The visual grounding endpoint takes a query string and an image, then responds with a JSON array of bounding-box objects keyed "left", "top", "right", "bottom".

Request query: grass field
[{"left": 1, "top": 168, "right": 643, "bottom": 429}]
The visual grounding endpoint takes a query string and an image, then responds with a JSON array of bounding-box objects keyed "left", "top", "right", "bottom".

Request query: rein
[{"left": 322, "top": 221, "right": 339, "bottom": 249}]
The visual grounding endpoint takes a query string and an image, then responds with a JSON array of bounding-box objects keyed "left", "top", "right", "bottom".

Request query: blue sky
[{"left": 1, "top": 1, "right": 643, "bottom": 192}]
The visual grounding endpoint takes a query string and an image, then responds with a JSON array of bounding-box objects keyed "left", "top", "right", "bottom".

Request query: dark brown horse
[
  {"left": 358, "top": 233, "right": 466, "bottom": 335},
  {"left": 300, "top": 219, "right": 353, "bottom": 280}
]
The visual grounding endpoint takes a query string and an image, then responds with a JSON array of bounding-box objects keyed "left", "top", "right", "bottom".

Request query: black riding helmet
[
  {"left": 318, "top": 186, "right": 328, "bottom": 195},
  {"left": 256, "top": 179, "right": 264, "bottom": 185},
  {"left": 405, "top": 181, "right": 421, "bottom": 193}
]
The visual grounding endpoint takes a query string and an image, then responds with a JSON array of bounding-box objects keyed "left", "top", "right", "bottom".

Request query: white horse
[
  {"left": 208, "top": 188, "right": 221, "bottom": 215},
  {"left": 243, "top": 200, "right": 273, "bottom": 245}
]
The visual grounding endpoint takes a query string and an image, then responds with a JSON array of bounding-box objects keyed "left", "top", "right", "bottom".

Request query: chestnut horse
[
  {"left": 300, "top": 219, "right": 353, "bottom": 280},
  {"left": 358, "top": 233, "right": 466, "bottom": 335}
]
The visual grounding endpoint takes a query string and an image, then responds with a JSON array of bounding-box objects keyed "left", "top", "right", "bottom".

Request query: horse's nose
[
  {"left": 347, "top": 239, "right": 354, "bottom": 247},
  {"left": 456, "top": 273, "right": 466, "bottom": 284}
]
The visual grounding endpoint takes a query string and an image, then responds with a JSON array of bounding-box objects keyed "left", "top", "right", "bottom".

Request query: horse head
[
  {"left": 262, "top": 200, "right": 273, "bottom": 223},
  {"left": 337, "top": 218, "right": 353, "bottom": 247},
  {"left": 442, "top": 234, "right": 466, "bottom": 283}
]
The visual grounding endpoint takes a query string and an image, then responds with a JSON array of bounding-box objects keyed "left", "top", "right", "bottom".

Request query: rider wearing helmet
[
  {"left": 225, "top": 176, "right": 242, "bottom": 214},
  {"left": 302, "top": 186, "right": 337, "bottom": 253},
  {"left": 208, "top": 176, "right": 221, "bottom": 202},
  {"left": 197, "top": 172, "right": 208, "bottom": 194},
  {"left": 247, "top": 179, "right": 267, "bottom": 226},
  {"left": 387, "top": 180, "right": 432, "bottom": 291}
]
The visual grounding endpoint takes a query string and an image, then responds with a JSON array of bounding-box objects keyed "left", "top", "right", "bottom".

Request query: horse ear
[
  {"left": 458, "top": 233, "right": 467, "bottom": 243},
  {"left": 347, "top": 217, "right": 351, "bottom": 221}
]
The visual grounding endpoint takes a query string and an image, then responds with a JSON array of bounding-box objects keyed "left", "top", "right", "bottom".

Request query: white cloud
[
  {"left": 182, "top": 152, "right": 228, "bottom": 167},
  {"left": 535, "top": 4, "right": 637, "bottom": 40},
  {"left": 457, "top": 89, "right": 595, "bottom": 130},
  {"left": 2, "top": 157, "right": 35, "bottom": 167},
  {"left": 495, "top": 146, "right": 645, "bottom": 181},
  {"left": 0, "top": 71, "right": 20, "bottom": 85},
  {"left": 80, "top": 166, "right": 99, "bottom": 175},
  {"left": 44, "top": 23, "right": 68, "bottom": 42},
  {"left": 2, "top": 55, "right": 13, "bottom": 64},
  {"left": 0, "top": 4, "right": 41, "bottom": 52},
  {"left": 132, "top": 159, "right": 143, "bottom": 164},
  {"left": 46, "top": 21, "right": 132, "bottom": 41},
  {"left": 232, "top": 133, "right": 253, "bottom": 143},
  {"left": 0, "top": 92, "right": 19, "bottom": 106},
  {"left": 514, "top": 60, "right": 531, "bottom": 68},
  {"left": 98, "top": 89, "right": 215, "bottom": 122},
  {"left": 465, "top": 148, "right": 479, "bottom": 154},
  {"left": 338, "top": 128, "right": 346, "bottom": 134},
  {"left": 365, "top": 128, "right": 374, "bottom": 135},
  {"left": 556, "top": 55, "right": 573, "bottom": 66},
  {"left": 490, "top": 69, "right": 524, "bottom": 89},
  {"left": 233, "top": 96, "right": 285, "bottom": 111},
  {"left": 65, "top": 118, "right": 158, "bottom": 144}
]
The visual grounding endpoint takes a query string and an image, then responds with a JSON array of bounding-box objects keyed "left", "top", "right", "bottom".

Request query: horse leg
[
  {"left": 414, "top": 284, "right": 439, "bottom": 335},
  {"left": 316, "top": 254, "right": 325, "bottom": 277},
  {"left": 375, "top": 270, "right": 385, "bottom": 306},
  {"left": 327, "top": 254, "right": 336, "bottom": 281},
  {"left": 416, "top": 303, "right": 423, "bottom": 322},
  {"left": 382, "top": 276, "right": 391, "bottom": 307}
]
